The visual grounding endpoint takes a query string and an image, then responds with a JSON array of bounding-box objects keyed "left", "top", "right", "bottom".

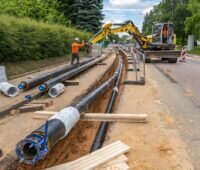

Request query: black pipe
[
  {"left": 74, "top": 65, "right": 120, "bottom": 113},
  {"left": 18, "top": 56, "right": 98, "bottom": 90},
  {"left": 39, "top": 55, "right": 107, "bottom": 91},
  {"left": 16, "top": 58, "right": 121, "bottom": 165},
  {"left": 90, "top": 58, "right": 123, "bottom": 152}
]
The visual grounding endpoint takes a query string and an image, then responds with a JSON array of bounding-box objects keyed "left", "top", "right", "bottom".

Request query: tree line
[
  {"left": 142, "top": 0, "right": 200, "bottom": 45},
  {"left": 0, "top": 0, "right": 104, "bottom": 33}
]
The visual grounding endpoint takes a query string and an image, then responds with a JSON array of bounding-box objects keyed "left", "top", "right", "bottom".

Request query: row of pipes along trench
[{"left": 11, "top": 49, "right": 128, "bottom": 169}]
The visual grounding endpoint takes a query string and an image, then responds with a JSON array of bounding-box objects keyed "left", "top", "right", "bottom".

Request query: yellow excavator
[{"left": 88, "top": 21, "right": 181, "bottom": 63}]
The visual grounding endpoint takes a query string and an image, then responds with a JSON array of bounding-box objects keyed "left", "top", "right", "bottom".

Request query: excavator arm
[{"left": 88, "top": 21, "right": 148, "bottom": 49}]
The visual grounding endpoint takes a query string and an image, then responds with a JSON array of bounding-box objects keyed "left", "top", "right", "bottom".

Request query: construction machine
[{"left": 88, "top": 21, "right": 181, "bottom": 63}]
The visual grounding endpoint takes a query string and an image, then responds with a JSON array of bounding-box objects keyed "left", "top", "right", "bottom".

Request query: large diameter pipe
[
  {"left": 0, "top": 82, "right": 19, "bottom": 97},
  {"left": 39, "top": 55, "right": 107, "bottom": 92},
  {"left": 48, "top": 83, "right": 65, "bottom": 98},
  {"left": 0, "top": 66, "right": 7, "bottom": 83},
  {"left": 90, "top": 58, "right": 123, "bottom": 152},
  {"left": 18, "top": 57, "right": 98, "bottom": 90},
  {"left": 16, "top": 59, "right": 121, "bottom": 165}
]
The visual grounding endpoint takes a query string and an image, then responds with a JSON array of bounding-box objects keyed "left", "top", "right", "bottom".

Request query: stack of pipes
[{"left": 16, "top": 56, "right": 123, "bottom": 165}]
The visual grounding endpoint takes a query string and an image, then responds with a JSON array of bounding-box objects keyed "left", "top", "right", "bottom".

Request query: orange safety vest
[
  {"left": 162, "top": 29, "right": 167, "bottom": 37},
  {"left": 72, "top": 43, "right": 84, "bottom": 54}
]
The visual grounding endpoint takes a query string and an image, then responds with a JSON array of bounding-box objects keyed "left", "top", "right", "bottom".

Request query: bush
[
  {"left": 0, "top": 15, "right": 91, "bottom": 62},
  {"left": 0, "top": 0, "right": 70, "bottom": 26}
]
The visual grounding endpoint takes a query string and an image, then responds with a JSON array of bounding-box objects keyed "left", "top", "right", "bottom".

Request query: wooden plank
[
  {"left": 19, "top": 104, "right": 45, "bottom": 113},
  {"left": 10, "top": 110, "right": 19, "bottom": 115},
  {"left": 95, "top": 155, "right": 128, "bottom": 170},
  {"left": 82, "top": 113, "right": 147, "bottom": 123},
  {"left": 33, "top": 112, "right": 148, "bottom": 123},
  {"left": 63, "top": 79, "right": 79, "bottom": 86},
  {"left": 46, "top": 141, "right": 130, "bottom": 170},
  {"left": 97, "top": 62, "right": 107, "bottom": 66},
  {"left": 35, "top": 111, "right": 56, "bottom": 115},
  {"left": 96, "top": 162, "right": 129, "bottom": 170},
  {"left": 31, "top": 100, "right": 53, "bottom": 107}
]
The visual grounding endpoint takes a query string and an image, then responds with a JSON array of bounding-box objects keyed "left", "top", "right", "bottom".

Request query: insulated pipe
[
  {"left": 0, "top": 66, "right": 7, "bottom": 83},
  {"left": 39, "top": 55, "right": 107, "bottom": 92},
  {"left": 18, "top": 56, "right": 98, "bottom": 90},
  {"left": 16, "top": 59, "right": 121, "bottom": 165},
  {"left": 48, "top": 83, "right": 65, "bottom": 98},
  {"left": 90, "top": 58, "right": 123, "bottom": 152},
  {"left": 0, "top": 82, "right": 19, "bottom": 97}
]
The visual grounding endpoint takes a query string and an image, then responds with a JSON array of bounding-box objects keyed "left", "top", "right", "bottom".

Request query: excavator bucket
[{"left": 144, "top": 50, "right": 181, "bottom": 63}]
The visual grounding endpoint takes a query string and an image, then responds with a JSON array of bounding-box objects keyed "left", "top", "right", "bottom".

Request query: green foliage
[
  {"left": 57, "top": 0, "right": 104, "bottom": 33},
  {"left": 142, "top": 0, "right": 191, "bottom": 45},
  {"left": 187, "top": 46, "right": 200, "bottom": 55},
  {"left": 0, "top": 0, "right": 69, "bottom": 25},
  {"left": 0, "top": 15, "right": 91, "bottom": 62},
  {"left": 107, "top": 34, "right": 121, "bottom": 43},
  {"left": 185, "top": 0, "right": 200, "bottom": 37}
]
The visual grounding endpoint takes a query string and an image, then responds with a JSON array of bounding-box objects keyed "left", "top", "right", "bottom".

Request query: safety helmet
[{"left": 75, "top": 37, "right": 80, "bottom": 42}]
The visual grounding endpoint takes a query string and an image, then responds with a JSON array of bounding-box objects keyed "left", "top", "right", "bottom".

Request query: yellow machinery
[{"left": 88, "top": 21, "right": 181, "bottom": 63}]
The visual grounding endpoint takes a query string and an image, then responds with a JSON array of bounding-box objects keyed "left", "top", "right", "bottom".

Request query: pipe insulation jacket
[
  {"left": 48, "top": 83, "right": 65, "bottom": 98},
  {"left": 0, "top": 66, "right": 7, "bottom": 83},
  {"left": 16, "top": 55, "right": 121, "bottom": 165},
  {"left": 18, "top": 56, "right": 98, "bottom": 90},
  {"left": 0, "top": 82, "right": 19, "bottom": 97},
  {"left": 39, "top": 55, "right": 107, "bottom": 92}
]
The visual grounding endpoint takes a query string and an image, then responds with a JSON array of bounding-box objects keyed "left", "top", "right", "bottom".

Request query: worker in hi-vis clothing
[{"left": 71, "top": 38, "right": 85, "bottom": 65}]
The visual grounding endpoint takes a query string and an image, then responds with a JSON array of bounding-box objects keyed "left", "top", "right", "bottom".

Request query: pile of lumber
[{"left": 46, "top": 141, "right": 130, "bottom": 170}]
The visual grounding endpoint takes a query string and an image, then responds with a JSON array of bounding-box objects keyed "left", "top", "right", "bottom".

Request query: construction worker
[
  {"left": 162, "top": 26, "right": 168, "bottom": 43},
  {"left": 71, "top": 38, "right": 85, "bottom": 65}
]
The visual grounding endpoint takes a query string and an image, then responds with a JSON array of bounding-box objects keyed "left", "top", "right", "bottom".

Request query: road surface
[{"left": 152, "top": 57, "right": 200, "bottom": 169}]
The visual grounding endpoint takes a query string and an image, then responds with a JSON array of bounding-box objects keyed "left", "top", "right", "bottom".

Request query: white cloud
[
  {"left": 105, "top": 0, "right": 157, "bottom": 10},
  {"left": 142, "top": 6, "right": 153, "bottom": 14}
]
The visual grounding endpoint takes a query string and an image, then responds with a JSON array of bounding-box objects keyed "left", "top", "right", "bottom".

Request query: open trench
[{"left": 5, "top": 52, "right": 128, "bottom": 170}]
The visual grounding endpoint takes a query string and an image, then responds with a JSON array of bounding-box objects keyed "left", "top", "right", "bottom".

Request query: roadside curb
[{"left": 187, "top": 54, "right": 200, "bottom": 60}]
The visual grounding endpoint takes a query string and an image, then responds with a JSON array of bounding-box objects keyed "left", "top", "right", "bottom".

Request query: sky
[{"left": 103, "top": 0, "right": 161, "bottom": 31}]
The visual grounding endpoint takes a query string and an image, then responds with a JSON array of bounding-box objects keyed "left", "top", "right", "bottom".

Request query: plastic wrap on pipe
[
  {"left": 16, "top": 107, "right": 80, "bottom": 164},
  {"left": 49, "top": 107, "right": 80, "bottom": 136},
  {"left": 0, "top": 82, "right": 19, "bottom": 97},
  {"left": 48, "top": 83, "right": 65, "bottom": 98}
]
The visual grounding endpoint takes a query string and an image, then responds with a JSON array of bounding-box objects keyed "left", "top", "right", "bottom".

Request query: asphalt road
[{"left": 150, "top": 57, "right": 200, "bottom": 169}]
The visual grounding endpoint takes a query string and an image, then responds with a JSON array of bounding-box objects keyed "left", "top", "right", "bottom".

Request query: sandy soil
[{"left": 104, "top": 65, "right": 194, "bottom": 170}]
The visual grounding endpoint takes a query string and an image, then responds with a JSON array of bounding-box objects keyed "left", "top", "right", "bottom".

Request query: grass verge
[
  {"left": 188, "top": 46, "right": 200, "bottom": 56},
  {"left": 2, "top": 51, "right": 87, "bottom": 78}
]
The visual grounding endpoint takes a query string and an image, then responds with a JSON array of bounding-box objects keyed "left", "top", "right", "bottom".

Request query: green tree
[
  {"left": 69, "top": 0, "right": 104, "bottom": 33},
  {"left": 0, "top": 0, "right": 69, "bottom": 25},
  {"left": 142, "top": 0, "right": 191, "bottom": 45},
  {"left": 185, "top": 0, "right": 200, "bottom": 37},
  {"left": 107, "top": 33, "right": 120, "bottom": 43}
]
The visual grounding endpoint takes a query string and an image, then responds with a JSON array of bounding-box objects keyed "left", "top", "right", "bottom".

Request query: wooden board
[
  {"left": 96, "top": 162, "right": 129, "bottom": 170},
  {"left": 45, "top": 141, "right": 130, "bottom": 170},
  {"left": 95, "top": 155, "right": 128, "bottom": 170},
  {"left": 97, "top": 62, "right": 107, "bottom": 66},
  {"left": 63, "top": 79, "right": 80, "bottom": 86},
  {"left": 19, "top": 104, "right": 45, "bottom": 113},
  {"left": 82, "top": 113, "right": 147, "bottom": 123},
  {"left": 33, "top": 112, "right": 148, "bottom": 123},
  {"left": 31, "top": 100, "right": 53, "bottom": 107}
]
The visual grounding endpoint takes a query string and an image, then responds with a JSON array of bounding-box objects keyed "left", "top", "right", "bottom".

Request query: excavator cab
[{"left": 150, "top": 23, "right": 175, "bottom": 50}]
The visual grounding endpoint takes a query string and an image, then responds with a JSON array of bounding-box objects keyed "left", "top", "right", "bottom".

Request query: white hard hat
[{"left": 75, "top": 37, "right": 80, "bottom": 41}]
